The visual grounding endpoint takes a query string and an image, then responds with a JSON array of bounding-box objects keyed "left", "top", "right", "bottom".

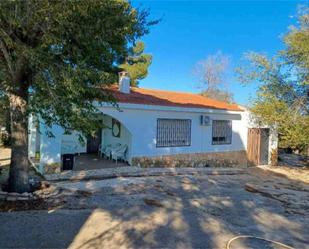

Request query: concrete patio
[{"left": 73, "top": 153, "right": 128, "bottom": 171}]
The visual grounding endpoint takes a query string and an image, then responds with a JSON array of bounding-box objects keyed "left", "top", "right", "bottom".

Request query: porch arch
[
  {"left": 101, "top": 114, "right": 133, "bottom": 164},
  {"left": 100, "top": 110, "right": 135, "bottom": 136}
]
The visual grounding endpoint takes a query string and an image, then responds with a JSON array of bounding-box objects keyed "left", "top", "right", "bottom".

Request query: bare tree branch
[
  {"left": 193, "top": 51, "right": 234, "bottom": 103},
  {"left": 194, "top": 51, "right": 230, "bottom": 89}
]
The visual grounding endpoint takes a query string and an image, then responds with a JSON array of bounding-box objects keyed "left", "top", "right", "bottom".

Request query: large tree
[
  {"left": 194, "top": 51, "right": 234, "bottom": 103},
  {"left": 0, "top": 0, "right": 154, "bottom": 193},
  {"left": 237, "top": 7, "right": 309, "bottom": 153},
  {"left": 119, "top": 41, "right": 152, "bottom": 87}
]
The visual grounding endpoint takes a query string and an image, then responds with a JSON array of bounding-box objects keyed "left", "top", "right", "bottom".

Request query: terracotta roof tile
[{"left": 107, "top": 86, "right": 243, "bottom": 112}]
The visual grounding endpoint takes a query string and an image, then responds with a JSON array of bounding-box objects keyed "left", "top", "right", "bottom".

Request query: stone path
[{"left": 45, "top": 166, "right": 245, "bottom": 182}]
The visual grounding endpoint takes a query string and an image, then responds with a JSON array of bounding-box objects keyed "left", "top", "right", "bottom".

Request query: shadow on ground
[{"left": 0, "top": 167, "right": 308, "bottom": 249}]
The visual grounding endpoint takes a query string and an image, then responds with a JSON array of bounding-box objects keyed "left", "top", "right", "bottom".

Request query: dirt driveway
[
  {"left": 0, "top": 147, "right": 11, "bottom": 185},
  {"left": 0, "top": 166, "right": 308, "bottom": 249},
  {"left": 0, "top": 147, "right": 10, "bottom": 167}
]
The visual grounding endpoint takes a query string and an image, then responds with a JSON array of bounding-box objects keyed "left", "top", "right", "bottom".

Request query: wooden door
[
  {"left": 247, "top": 128, "right": 261, "bottom": 166},
  {"left": 87, "top": 129, "right": 102, "bottom": 153}
]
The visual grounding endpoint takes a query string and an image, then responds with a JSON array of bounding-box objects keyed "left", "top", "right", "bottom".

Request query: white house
[{"left": 28, "top": 73, "right": 278, "bottom": 174}]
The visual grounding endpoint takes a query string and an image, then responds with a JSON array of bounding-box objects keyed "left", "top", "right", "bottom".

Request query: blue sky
[{"left": 132, "top": 0, "right": 308, "bottom": 105}]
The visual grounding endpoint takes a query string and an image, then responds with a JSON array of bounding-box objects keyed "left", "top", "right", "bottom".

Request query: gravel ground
[
  {"left": 0, "top": 167, "right": 308, "bottom": 249},
  {"left": 278, "top": 152, "right": 309, "bottom": 168}
]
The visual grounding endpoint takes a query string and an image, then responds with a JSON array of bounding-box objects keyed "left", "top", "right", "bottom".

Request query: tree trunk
[{"left": 8, "top": 94, "right": 30, "bottom": 193}]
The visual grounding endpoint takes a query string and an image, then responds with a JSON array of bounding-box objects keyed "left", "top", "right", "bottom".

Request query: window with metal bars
[
  {"left": 156, "top": 119, "right": 191, "bottom": 147},
  {"left": 212, "top": 120, "right": 232, "bottom": 145}
]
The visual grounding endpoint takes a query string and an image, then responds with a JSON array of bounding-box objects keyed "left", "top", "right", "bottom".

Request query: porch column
[{"left": 28, "top": 115, "right": 37, "bottom": 158}]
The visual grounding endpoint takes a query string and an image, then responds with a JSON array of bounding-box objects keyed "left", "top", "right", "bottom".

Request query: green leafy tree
[
  {"left": 119, "top": 41, "right": 152, "bottom": 86},
  {"left": 284, "top": 7, "right": 309, "bottom": 86},
  {"left": 237, "top": 7, "right": 309, "bottom": 153},
  {"left": 194, "top": 51, "right": 234, "bottom": 103},
  {"left": 0, "top": 0, "right": 154, "bottom": 192}
]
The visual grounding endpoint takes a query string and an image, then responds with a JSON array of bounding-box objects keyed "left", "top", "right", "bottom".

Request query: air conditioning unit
[{"left": 200, "top": 115, "right": 211, "bottom": 126}]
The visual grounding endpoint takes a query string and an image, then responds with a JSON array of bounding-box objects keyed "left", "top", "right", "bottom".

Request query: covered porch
[{"left": 60, "top": 114, "right": 132, "bottom": 171}]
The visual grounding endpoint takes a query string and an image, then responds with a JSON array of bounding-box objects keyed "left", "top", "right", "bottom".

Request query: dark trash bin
[{"left": 62, "top": 154, "right": 74, "bottom": 170}]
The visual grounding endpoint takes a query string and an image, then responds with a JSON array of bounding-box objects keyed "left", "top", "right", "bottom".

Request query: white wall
[
  {"left": 61, "top": 131, "right": 86, "bottom": 154},
  {"left": 30, "top": 103, "right": 278, "bottom": 167},
  {"left": 28, "top": 115, "right": 41, "bottom": 158},
  {"left": 35, "top": 106, "right": 248, "bottom": 165},
  {"left": 28, "top": 116, "right": 64, "bottom": 166},
  {"left": 99, "top": 105, "right": 248, "bottom": 158},
  {"left": 40, "top": 126, "right": 87, "bottom": 166},
  {"left": 39, "top": 124, "right": 63, "bottom": 166},
  {"left": 28, "top": 115, "right": 37, "bottom": 158}
]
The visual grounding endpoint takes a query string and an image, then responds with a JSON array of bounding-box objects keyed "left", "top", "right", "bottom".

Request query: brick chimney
[{"left": 118, "top": 71, "right": 130, "bottom": 94}]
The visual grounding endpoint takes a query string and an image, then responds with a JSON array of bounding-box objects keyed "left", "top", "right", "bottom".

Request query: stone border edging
[{"left": 0, "top": 191, "right": 38, "bottom": 202}]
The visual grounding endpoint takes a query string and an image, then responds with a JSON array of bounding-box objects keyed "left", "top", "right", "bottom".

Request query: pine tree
[{"left": 119, "top": 41, "right": 152, "bottom": 86}]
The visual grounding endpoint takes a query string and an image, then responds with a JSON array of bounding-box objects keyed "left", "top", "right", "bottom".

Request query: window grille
[
  {"left": 156, "top": 119, "right": 191, "bottom": 147},
  {"left": 212, "top": 120, "right": 232, "bottom": 145}
]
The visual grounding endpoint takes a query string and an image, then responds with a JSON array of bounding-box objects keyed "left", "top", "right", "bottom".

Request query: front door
[
  {"left": 87, "top": 129, "right": 102, "bottom": 153},
  {"left": 247, "top": 128, "right": 261, "bottom": 166}
]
